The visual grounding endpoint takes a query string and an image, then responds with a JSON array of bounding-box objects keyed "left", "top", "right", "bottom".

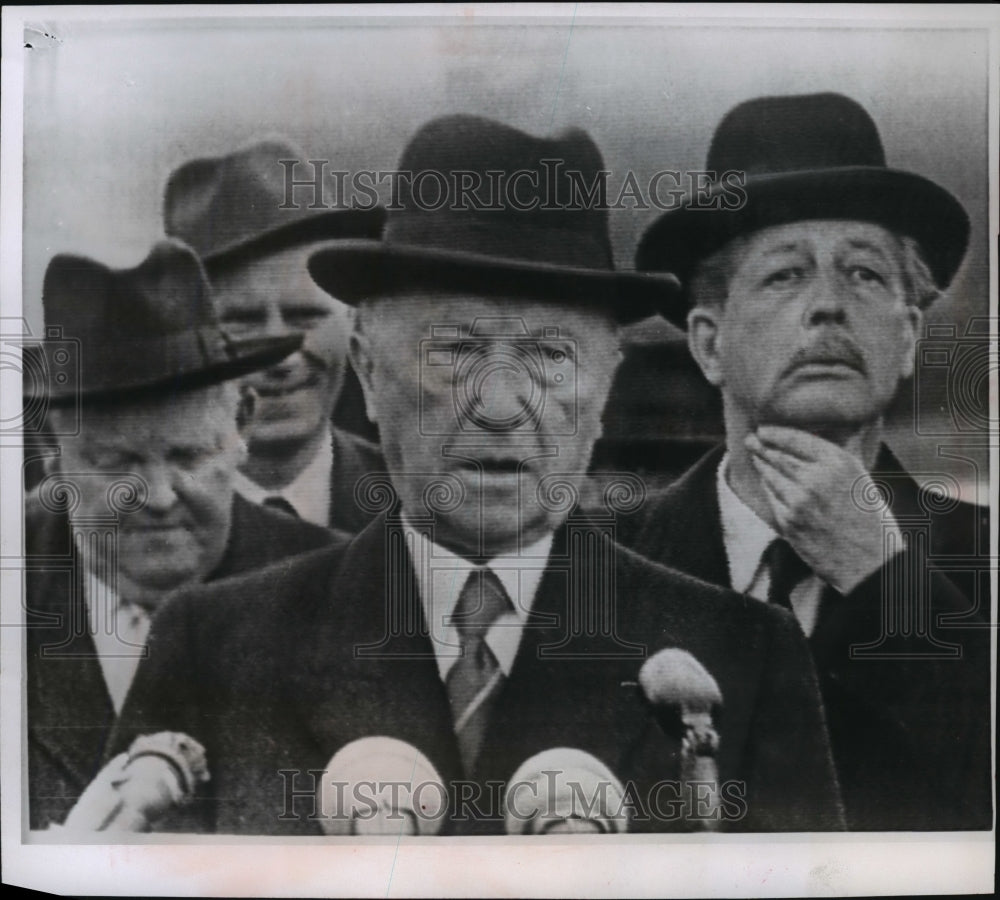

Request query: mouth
[
  {"left": 479, "top": 458, "right": 522, "bottom": 474},
  {"left": 785, "top": 348, "right": 866, "bottom": 377},
  {"left": 792, "top": 357, "right": 862, "bottom": 372}
]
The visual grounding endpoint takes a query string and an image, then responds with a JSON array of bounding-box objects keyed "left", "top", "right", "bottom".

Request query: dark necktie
[
  {"left": 262, "top": 495, "right": 299, "bottom": 518},
  {"left": 763, "top": 537, "right": 812, "bottom": 610},
  {"left": 446, "top": 568, "right": 512, "bottom": 775}
]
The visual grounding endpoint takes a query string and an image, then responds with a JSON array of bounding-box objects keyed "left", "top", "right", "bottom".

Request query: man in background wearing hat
[
  {"left": 629, "top": 92, "right": 991, "bottom": 830},
  {"left": 116, "top": 116, "right": 844, "bottom": 835},
  {"left": 26, "top": 241, "right": 340, "bottom": 830},
  {"left": 164, "top": 139, "right": 386, "bottom": 532}
]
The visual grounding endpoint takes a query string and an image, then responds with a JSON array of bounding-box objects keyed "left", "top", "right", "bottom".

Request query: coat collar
[{"left": 641, "top": 444, "right": 729, "bottom": 584}]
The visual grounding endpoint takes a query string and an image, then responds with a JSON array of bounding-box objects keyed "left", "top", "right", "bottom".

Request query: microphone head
[
  {"left": 317, "top": 736, "right": 448, "bottom": 836},
  {"left": 638, "top": 648, "right": 722, "bottom": 714},
  {"left": 505, "top": 748, "right": 628, "bottom": 835}
]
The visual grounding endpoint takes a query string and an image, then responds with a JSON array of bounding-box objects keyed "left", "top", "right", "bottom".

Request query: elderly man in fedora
[
  {"left": 163, "top": 139, "right": 386, "bottom": 532},
  {"left": 26, "top": 240, "right": 340, "bottom": 830},
  {"left": 115, "top": 115, "right": 845, "bottom": 835},
  {"left": 628, "top": 92, "right": 991, "bottom": 830}
]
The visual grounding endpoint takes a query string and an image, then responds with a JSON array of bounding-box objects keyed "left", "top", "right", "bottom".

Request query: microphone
[
  {"left": 638, "top": 648, "right": 723, "bottom": 831},
  {"left": 60, "top": 732, "right": 209, "bottom": 832},
  {"left": 317, "top": 736, "right": 448, "bottom": 836},
  {"left": 505, "top": 748, "right": 628, "bottom": 835}
]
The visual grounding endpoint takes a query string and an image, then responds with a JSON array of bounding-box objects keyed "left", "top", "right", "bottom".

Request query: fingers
[
  {"left": 746, "top": 433, "right": 804, "bottom": 479},
  {"left": 750, "top": 450, "right": 798, "bottom": 524},
  {"left": 754, "top": 425, "right": 838, "bottom": 462}
]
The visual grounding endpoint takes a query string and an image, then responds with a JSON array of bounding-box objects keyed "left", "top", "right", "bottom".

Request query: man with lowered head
[
  {"left": 26, "top": 240, "right": 337, "bottom": 829},
  {"left": 629, "top": 93, "right": 991, "bottom": 830},
  {"left": 115, "top": 116, "right": 845, "bottom": 834}
]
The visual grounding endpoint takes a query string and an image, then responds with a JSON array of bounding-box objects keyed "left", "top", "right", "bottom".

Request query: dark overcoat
[
  {"left": 27, "top": 492, "right": 341, "bottom": 829},
  {"left": 617, "top": 444, "right": 993, "bottom": 830},
  {"left": 114, "top": 511, "right": 847, "bottom": 834}
]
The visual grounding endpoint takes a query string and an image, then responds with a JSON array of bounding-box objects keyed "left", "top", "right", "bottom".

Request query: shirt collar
[
  {"left": 400, "top": 515, "right": 553, "bottom": 681},
  {"left": 715, "top": 452, "right": 779, "bottom": 594},
  {"left": 80, "top": 563, "right": 150, "bottom": 713},
  {"left": 232, "top": 427, "right": 333, "bottom": 527}
]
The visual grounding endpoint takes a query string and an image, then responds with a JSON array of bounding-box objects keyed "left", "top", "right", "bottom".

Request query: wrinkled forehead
[
  {"left": 739, "top": 218, "right": 904, "bottom": 262},
  {"left": 363, "top": 291, "right": 619, "bottom": 341}
]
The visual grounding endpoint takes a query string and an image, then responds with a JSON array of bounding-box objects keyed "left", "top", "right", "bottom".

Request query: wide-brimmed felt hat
[
  {"left": 34, "top": 239, "right": 302, "bottom": 406},
  {"left": 636, "top": 92, "right": 970, "bottom": 327},
  {"left": 164, "top": 137, "right": 386, "bottom": 273},
  {"left": 307, "top": 115, "right": 681, "bottom": 324}
]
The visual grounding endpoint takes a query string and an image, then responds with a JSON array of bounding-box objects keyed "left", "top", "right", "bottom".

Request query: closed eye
[
  {"left": 85, "top": 448, "right": 140, "bottom": 469},
  {"left": 167, "top": 447, "right": 214, "bottom": 469},
  {"left": 282, "top": 305, "right": 330, "bottom": 327},
  {"left": 219, "top": 309, "right": 268, "bottom": 327}
]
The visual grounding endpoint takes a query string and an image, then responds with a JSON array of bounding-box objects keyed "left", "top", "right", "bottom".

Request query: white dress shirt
[
  {"left": 401, "top": 517, "right": 554, "bottom": 683},
  {"left": 716, "top": 454, "right": 825, "bottom": 636},
  {"left": 233, "top": 427, "right": 333, "bottom": 526},
  {"left": 82, "top": 569, "right": 151, "bottom": 714}
]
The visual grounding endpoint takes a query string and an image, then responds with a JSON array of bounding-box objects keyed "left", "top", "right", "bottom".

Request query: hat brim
[
  {"left": 636, "top": 166, "right": 970, "bottom": 326},
  {"left": 307, "top": 240, "right": 682, "bottom": 325},
  {"left": 203, "top": 207, "right": 387, "bottom": 272},
  {"left": 31, "top": 333, "right": 302, "bottom": 407}
]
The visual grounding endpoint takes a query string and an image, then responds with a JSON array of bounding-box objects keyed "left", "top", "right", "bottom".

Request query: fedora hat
[
  {"left": 164, "top": 137, "right": 386, "bottom": 272},
  {"left": 34, "top": 239, "right": 302, "bottom": 405},
  {"left": 636, "top": 92, "right": 969, "bottom": 326},
  {"left": 307, "top": 115, "right": 681, "bottom": 323}
]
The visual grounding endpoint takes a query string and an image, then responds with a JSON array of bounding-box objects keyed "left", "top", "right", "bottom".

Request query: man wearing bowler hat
[
  {"left": 26, "top": 240, "right": 340, "bottom": 830},
  {"left": 629, "top": 92, "right": 991, "bottom": 830},
  {"left": 164, "top": 138, "right": 386, "bottom": 532},
  {"left": 116, "top": 115, "right": 844, "bottom": 834}
]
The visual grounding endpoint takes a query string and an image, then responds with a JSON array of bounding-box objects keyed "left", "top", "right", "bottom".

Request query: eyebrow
[{"left": 842, "top": 239, "right": 891, "bottom": 261}]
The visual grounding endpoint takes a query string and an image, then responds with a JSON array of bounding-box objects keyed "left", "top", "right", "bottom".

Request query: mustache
[{"left": 782, "top": 334, "right": 867, "bottom": 376}]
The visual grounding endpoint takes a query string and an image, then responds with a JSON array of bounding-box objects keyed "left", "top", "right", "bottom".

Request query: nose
[
  {"left": 141, "top": 462, "right": 179, "bottom": 514},
  {"left": 261, "top": 305, "right": 296, "bottom": 339},
  {"left": 462, "top": 356, "right": 542, "bottom": 432},
  {"left": 492, "top": 366, "right": 540, "bottom": 426},
  {"left": 803, "top": 267, "right": 847, "bottom": 327},
  {"left": 258, "top": 309, "right": 308, "bottom": 377}
]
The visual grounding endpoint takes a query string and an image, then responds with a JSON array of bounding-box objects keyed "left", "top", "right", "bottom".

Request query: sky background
[{"left": 13, "top": 9, "right": 994, "bottom": 499}]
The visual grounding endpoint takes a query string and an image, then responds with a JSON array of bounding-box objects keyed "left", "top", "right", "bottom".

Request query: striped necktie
[{"left": 446, "top": 567, "right": 511, "bottom": 775}]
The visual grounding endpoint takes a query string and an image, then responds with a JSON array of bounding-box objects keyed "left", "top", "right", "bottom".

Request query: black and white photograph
[{"left": 1, "top": 4, "right": 996, "bottom": 896}]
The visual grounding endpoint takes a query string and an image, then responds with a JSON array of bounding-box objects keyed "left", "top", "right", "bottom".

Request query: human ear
[
  {"left": 687, "top": 306, "right": 725, "bottom": 388},
  {"left": 349, "top": 330, "right": 380, "bottom": 426},
  {"left": 898, "top": 303, "right": 923, "bottom": 381}
]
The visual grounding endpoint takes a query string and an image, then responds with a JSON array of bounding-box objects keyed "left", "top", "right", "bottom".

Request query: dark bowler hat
[
  {"left": 36, "top": 240, "right": 302, "bottom": 405},
  {"left": 307, "top": 115, "right": 681, "bottom": 324},
  {"left": 164, "top": 137, "right": 386, "bottom": 272},
  {"left": 636, "top": 92, "right": 970, "bottom": 325}
]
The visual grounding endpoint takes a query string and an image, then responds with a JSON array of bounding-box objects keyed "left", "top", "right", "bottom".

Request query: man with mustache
[
  {"left": 25, "top": 240, "right": 340, "bottom": 829},
  {"left": 164, "top": 139, "right": 386, "bottom": 531},
  {"left": 114, "top": 115, "right": 845, "bottom": 834},
  {"left": 629, "top": 93, "right": 991, "bottom": 830}
]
